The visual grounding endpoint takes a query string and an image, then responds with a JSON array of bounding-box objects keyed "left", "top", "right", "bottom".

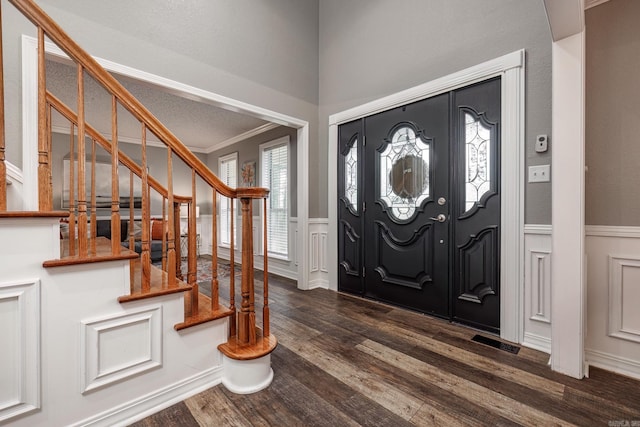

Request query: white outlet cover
[{"left": 528, "top": 164, "right": 550, "bottom": 183}]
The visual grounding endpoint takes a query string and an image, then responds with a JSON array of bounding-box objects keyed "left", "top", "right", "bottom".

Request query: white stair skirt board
[{"left": 221, "top": 354, "right": 274, "bottom": 394}]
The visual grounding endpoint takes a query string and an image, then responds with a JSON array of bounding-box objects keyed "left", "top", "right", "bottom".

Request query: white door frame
[
  {"left": 328, "top": 50, "right": 526, "bottom": 343},
  {"left": 21, "top": 35, "right": 311, "bottom": 290}
]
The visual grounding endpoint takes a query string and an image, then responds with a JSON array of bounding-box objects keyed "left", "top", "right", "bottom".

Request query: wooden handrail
[{"left": 9, "top": 0, "right": 268, "bottom": 201}]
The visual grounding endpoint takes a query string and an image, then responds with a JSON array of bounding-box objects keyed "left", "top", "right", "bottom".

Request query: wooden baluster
[
  {"left": 90, "top": 139, "right": 97, "bottom": 255},
  {"left": 128, "top": 169, "right": 135, "bottom": 294},
  {"left": 110, "top": 95, "right": 121, "bottom": 253},
  {"left": 47, "top": 104, "right": 53, "bottom": 208},
  {"left": 140, "top": 124, "right": 150, "bottom": 292},
  {"left": 68, "top": 125, "right": 76, "bottom": 256},
  {"left": 161, "top": 198, "right": 167, "bottom": 271},
  {"left": 188, "top": 171, "right": 198, "bottom": 316},
  {"left": 0, "top": 4, "right": 6, "bottom": 212},
  {"left": 166, "top": 147, "right": 176, "bottom": 286},
  {"left": 173, "top": 202, "right": 182, "bottom": 281},
  {"left": 211, "top": 189, "right": 219, "bottom": 311},
  {"left": 229, "top": 197, "right": 236, "bottom": 337},
  {"left": 37, "top": 28, "right": 52, "bottom": 211},
  {"left": 263, "top": 197, "right": 270, "bottom": 337},
  {"left": 237, "top": 197, "right": 256, "bottom": 345},
  {"left": 76, "top": 63, "right": 88, "bottom": 256}
]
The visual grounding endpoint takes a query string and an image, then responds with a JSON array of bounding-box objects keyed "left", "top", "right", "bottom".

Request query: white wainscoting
[
  {"left": 523, "top": 225, "right": 552, "bottom": 353},
  {"left": 586, "top": 226, "right": 640, "bottom": 380},
  {"left": 0, "top": 278, "right": 40, "bottom": 422},
  {"left": 81, "top": 306, "right": 163, "bottom": 393},
  {"left": 308, "top": 219, "right": 329, "bottom": 289}
]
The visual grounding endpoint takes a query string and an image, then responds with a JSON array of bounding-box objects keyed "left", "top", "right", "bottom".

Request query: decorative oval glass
[{"left": 379, "top": 126, "right": 430, "bottom": 221}]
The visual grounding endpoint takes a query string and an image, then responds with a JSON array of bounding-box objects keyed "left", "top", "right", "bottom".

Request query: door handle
[{"left": 429, "top": 213, "right": 447, "bottom": 223}]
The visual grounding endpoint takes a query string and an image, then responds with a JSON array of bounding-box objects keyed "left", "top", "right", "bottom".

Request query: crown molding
[
  {"left": 205, "top": 123, "right": 279, "bottom": 154},
  {"left": 585, "top": 0, "right": 610, "bottom": 10}
]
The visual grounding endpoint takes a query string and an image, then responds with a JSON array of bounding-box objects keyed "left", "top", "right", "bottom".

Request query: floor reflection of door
[{"left": 338, "top": 78, "right": 501, "bottom": 333}]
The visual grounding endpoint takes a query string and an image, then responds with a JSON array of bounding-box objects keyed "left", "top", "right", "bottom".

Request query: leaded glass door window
[
  {"left": 344, "top": 136, "right": 358, "bottom": 214},
  {"left": 378, "top": 125, "right": 431, "bottom": 222}
]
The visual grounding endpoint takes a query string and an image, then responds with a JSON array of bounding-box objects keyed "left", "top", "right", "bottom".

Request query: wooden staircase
[{"left": 0, "top": 0, "right": 275, "bottom": 399}]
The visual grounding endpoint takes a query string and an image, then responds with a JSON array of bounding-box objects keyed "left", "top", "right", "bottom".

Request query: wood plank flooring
[{"left": 132, "top": 272, "right": 640, "bottom": 426}]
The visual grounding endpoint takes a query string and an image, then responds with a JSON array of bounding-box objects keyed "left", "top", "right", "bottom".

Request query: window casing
[
  {"left": 218, "top": 153, "right": 237, "bottom": 247},
  {"left": 260, "top": 137, "right": 289, "bottom": 258}
]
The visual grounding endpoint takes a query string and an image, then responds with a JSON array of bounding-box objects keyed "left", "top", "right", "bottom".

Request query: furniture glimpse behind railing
[{"left": 0, "top": 0, "right": 273, "bottom": 352}]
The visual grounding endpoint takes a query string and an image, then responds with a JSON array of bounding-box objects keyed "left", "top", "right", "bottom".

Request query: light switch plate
[{"left": 528, "top": 165, "right": 550, "bottom": 183}]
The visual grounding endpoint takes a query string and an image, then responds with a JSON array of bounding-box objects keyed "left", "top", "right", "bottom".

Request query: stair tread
[
  {"left": 218, "top": 327, "right": 278, "bottom": 361},
  {"left": 0, "top": 211, "right": 68, "bottom": 218},
  {"left": 44, "top": 236, "right": 138, "bottom": 267},
  {"left": 175, "top": 291, "right": 234, "bottom": 330},
  {"left": 118, "top": 258, "right": 192, "bottom": 303}
]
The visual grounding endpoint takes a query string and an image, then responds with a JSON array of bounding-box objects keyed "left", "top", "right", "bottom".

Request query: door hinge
[
  {"left": 362, "top": 267, "right": 365, "bottom": 277},
  {"left": 362, "top": 202, "right": 366, "bottom": 212},
  {"left": 363, "top": 135, "right": 366, "bottom": 146}
]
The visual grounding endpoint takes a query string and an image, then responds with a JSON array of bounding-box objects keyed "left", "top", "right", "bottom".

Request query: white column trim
[
  {"left": 550, "top": 31, "right": 586, "bottom": 379},
  {"left": 328, "top": 50, "right": 526, "bottom": 344}
]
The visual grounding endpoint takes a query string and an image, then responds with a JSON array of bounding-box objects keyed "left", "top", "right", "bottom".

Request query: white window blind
[
  {"left": 219, "top": 154, "right": 237, "bottom": 246},
  {"left": 261, "top": 142, "right": 288, "bottom": 257}
]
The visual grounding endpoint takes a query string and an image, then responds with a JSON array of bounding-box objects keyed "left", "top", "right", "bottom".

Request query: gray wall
[
  {"left": 3, "top": 0, "right": 320, "bottom": 212},
  {"left": 6, "top": 0, "right": 553, "bottom": 221},
  {"left": 207, "top": 126, "right": 298, "bottom": 217},
  {"left": 318, "top": 0, "right": 553, "bottom": 223},
  {"left": 586, "top": 0, "right": 640, "bottom": 226}
]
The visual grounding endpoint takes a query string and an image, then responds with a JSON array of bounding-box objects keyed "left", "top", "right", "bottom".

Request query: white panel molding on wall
[
  {"left": 309, "top": 219, "right": 329, "bottom": 289},
  {"left": 523, "top": 225, "right": 552, "bottom": 353},
  {"left": 81, "top": 306, "right": 163, "bottom": 393},
  {"left": 0, "top": 279, "right": 40, "bottom": 423},
  {"left": 586, "top": 226, "right": 640, "bottom": 381},
  {"left": 608, "top": 256, "right": 640, "bottom": 344}
]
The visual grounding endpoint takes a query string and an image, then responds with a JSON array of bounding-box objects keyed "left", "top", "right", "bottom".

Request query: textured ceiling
[{"left": 45, "top": 59, "right": 271, "bottom": 153}]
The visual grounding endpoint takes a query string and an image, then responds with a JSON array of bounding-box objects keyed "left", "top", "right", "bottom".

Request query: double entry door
[{"left": 338, "top": 78, "right": 501, "bottom": 333}]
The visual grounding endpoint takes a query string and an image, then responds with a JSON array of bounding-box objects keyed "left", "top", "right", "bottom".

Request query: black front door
[{"left": 338, "top": 77, "right": 501, "bottom": 333}]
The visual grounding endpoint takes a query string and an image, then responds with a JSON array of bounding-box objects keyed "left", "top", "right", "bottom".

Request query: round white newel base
[{"left": 221, "top": 354, "right": 273, "bottom": 394}]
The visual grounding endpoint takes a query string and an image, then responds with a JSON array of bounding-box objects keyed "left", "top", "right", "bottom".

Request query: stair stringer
[{"left": 0, "top": 217, "right": 229, "bottom": 427}]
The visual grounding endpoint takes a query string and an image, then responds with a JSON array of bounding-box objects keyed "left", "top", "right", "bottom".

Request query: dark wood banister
[{"left": 9, "top": 0, "right": 268, "bottom": 202}]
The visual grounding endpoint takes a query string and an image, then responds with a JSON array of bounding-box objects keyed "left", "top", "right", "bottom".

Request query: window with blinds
[
  {"left": 261, "top": 139, "right": 289, "bottom": 257},
  {"left": 218, "top": 153, "right": 237, "bottom": 247}
]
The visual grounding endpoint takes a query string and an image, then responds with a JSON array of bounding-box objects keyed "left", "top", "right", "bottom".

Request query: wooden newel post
[{"left": 237, "top": 197, "right": 256, "bottom": 346}]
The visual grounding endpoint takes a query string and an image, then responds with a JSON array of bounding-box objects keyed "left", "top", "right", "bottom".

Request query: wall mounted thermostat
[{"left": 535, "top": 134, "right": 548, "bottom": 153}]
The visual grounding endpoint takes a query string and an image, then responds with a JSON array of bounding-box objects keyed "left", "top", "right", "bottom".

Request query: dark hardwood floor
[{"left": 132, "top": 270, "right": 640, "bottom": 426}]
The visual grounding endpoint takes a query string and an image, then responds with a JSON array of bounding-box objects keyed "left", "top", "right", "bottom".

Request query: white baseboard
[
  {"left": 522, "top": 332, "right": 551, "bottom": 354},
  {"left": 72, "top": 366, "right": 223, "bottom": 427},
  {"left": 308, "top": 278, "right": 329, "bottom": 290},
  {"left": 585, "top": 349, "right": 640, "bottom": 381}
]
